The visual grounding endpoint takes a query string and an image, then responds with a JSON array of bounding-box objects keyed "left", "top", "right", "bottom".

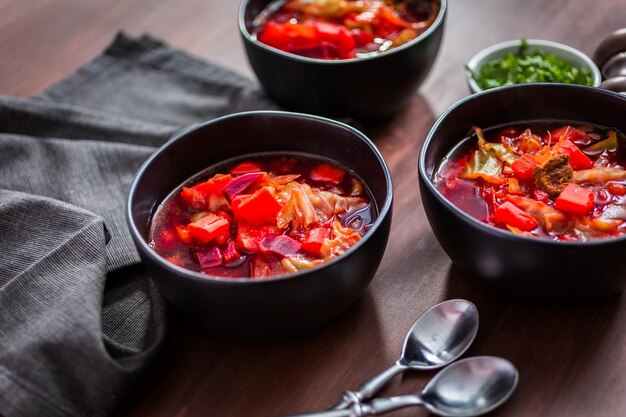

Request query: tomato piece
[
  {"left": 231, "top": 162, "right": 262, "bottom": 176},
  {"left": 309, "top": 163, "right": 345, "bottom": 185},
  {"left": 301, "top": 227, "right": 331, "bottom": 255},
  {"left": 557, "top": 139, "right": 594, "bottom": 170},
  {"left": 188, "top": 213, "right": 230, "bottom": 244},
  {"left": 510, "top": 154, "right": 538, "bottom": 181},
  {"left": 232, "top": 188, "right": 282, "bottom": 227},
  {"left": 493, "top": 202, "right": 538, "bottom": 231},
  {"left": 555, "top": 184, "right": 594, "bottom": 216}
]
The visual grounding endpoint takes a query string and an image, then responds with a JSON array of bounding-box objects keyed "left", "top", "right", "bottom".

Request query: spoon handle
[
  {"left": 361, "top": 395, "right": 424, "bottom": 415},
  {"left": 282, "top": 395, "right": 423, "bottom": 417},
  {"left": 281, "top": 408, "right": 358, "bottom": 417},
  {"left": 332, "top": 362, "right": 407, "bottom": 410}
]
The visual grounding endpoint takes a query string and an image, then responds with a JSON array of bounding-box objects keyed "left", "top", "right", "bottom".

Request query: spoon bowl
[
  {"left": 402, "top": 299, "right": 479, "bottom": 369},
  {"left": 420, "top": 356, "right": 519, "bottom": 416},
  {"left": 333, "top": 299, "right": 479, "bottom": 409},
  {"left": 284, "top": 356, "right": 518, "bottom": 417}
]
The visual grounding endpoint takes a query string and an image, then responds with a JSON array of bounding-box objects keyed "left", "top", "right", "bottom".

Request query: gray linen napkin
[{"left": 0, "top": 32, "right": 277, "bottom": 417}]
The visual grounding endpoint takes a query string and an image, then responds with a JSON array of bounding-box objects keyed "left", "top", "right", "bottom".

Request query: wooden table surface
[{"left": 3, "top": 1, "right": 626, "bottom": 416}]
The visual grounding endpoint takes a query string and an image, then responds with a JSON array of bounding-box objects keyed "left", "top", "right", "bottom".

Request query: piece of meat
[{"left": 533, "top": 154, "right": 573, "bottom": 196}]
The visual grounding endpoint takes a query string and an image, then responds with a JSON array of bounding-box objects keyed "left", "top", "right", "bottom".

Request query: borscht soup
[
  {"left": 252, "top": 0, "right": 440, "bottom": 60},
  {"left": 149, "top": 153, "right": 376, "bottom": 278},
  {"left": 435, "top": 122, "right": 626, "bottom": 241}
]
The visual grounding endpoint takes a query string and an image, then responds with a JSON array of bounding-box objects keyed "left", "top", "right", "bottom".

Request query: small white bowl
[{"left": 466, "top": 39, "right": 602, "bottom": 94}]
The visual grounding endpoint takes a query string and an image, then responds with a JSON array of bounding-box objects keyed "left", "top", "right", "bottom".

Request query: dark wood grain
[{"left": 2, "top": 1, "right": 626, "bottom": 416}]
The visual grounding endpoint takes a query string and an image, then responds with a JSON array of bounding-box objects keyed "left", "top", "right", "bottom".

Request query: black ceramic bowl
[
  {"left": 239, "top": 0, "right": 446, "bottom": 120},
  {"left": 418, "top": 84, "right": 626, "bottom": 303},
  {"left": 127, "top": 111, "right": 393, "bottom": 336}
]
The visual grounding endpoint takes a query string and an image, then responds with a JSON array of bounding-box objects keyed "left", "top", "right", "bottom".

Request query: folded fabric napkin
[{"left": 0, "top": 32, "right": 278, "bottom": 417}]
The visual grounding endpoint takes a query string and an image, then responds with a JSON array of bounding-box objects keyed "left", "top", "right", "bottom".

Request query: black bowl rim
[
  {"left": 238, "top": 0, "right": 447, "bottom": 65},
  {"left": 127, "top": 110, "right": 393, "bottom": 285},
  {"left": 418, "top": 82, "right": 626, "bottom": 247}
]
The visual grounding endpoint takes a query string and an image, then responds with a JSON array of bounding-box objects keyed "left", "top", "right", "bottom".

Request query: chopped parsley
[{"left": 468, "top": 39, "right": 594, "bottom": 90}]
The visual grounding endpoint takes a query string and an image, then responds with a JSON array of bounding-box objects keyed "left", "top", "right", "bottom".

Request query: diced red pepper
[
  {"left": 215, "top": 209, "right": 233, "bottom": 223},
  {"left": 548, "top": 126, "right": 588, "bottom": 144},
  {"left": 301, "top": 227, "right": 331, "bottom": 255},
  {"left": 260, "top": 235, "right": 302, "bottom": 257},
  {"left": 493, "top": 201, "right": 538, "bottom": 231},
  {"left": 196, "top": 247, "right": 222, "bottom": 269},
  {"left": 179, "top": 174, "right": 233, "bottom": 209},
  {"left": 258, "top": 21, "right": 317, "bottom": 50},
  {"left": 258, "top": 20, "right": 357, "bottom": 59},
  {"left": 555, "top": 184, "right": 594, "bottom": 216},
  {"left": 309, "top": 163, "right": 345, "bottom": 185},
  {"left": 180, "top": 187, "right": 206, "bottom": 209},
  {"left": 174, "top": 225, "right": 192, "bottom": 243},
  {"left": 351, "top": 29, "right": 374, "bottom": 47},
  {"left": 232, "top": 188, "right": 282, "bottom": 227},
  {"left": 557, "top": 139, "right": 594, "bottom": 170},
  {"left": 222, "top": 240, "right": 241, "bottom": 263},
  {"left": 510, "top": 154, "right": 539, "bottom": 181},
  {"left": 187, "top": 213, "right": 230, "bottom": 244},
  {"left": 231, "top": 162, "right": 262, "bottom": 176},
  {"left": 236, "top": 222, "right": 280, "bottom": 252},
  {"left": 208, "top": 174, "right": 233, "bottom": 193},
  {"left": 222, "top": 172, "right": 265, "bottom": 201},
  {"left": 313, "top": 21, "right": 356, "bottom": 58}
]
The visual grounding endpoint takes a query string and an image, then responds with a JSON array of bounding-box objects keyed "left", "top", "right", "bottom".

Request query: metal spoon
[
  {"left": 333, "top": 299, "right": 479, "bottom": 409},
  {"left": 283, "top": 356, "right": 518, "bottom": 417}
]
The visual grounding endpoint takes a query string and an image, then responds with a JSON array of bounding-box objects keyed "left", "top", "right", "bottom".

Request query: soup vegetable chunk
[
  {"left": 254, "top": 0, "right": 439, "bottom": 59},
  {"left": 150, "top": 155, "right": 375, "bottom": 278},
  {"left": 436, "top": 124, "right": 626, "bottom": 240}
]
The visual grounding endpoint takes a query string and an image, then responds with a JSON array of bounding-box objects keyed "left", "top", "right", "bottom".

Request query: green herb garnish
[{"left": 468, "top": 39, "right": 594, "bottom": 90}]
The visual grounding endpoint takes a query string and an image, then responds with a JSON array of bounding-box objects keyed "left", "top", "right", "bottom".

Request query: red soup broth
[
  {"left": 434, "top": 122, "right": 626, "bottom": 241},
  {"left": 253, "top": 0, "right": 439, "bottom": 60},
  {"left": 149, "top": 153, "right": 376, "bottom": 278}
]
